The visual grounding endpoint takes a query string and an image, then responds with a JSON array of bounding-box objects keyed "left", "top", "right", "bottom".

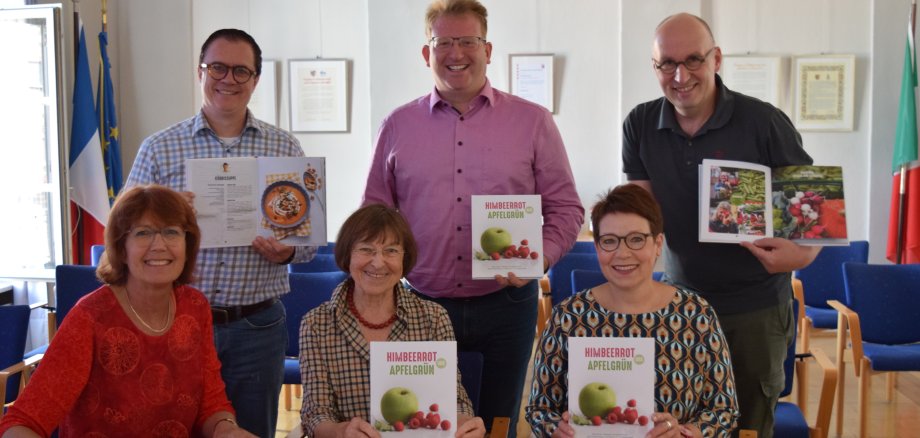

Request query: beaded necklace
[
  {"left": 124, "top": 287, "right": 173, "bottom": 334},
  {"left": 346, "top": 282, "right": 399, "bottom": 330}
]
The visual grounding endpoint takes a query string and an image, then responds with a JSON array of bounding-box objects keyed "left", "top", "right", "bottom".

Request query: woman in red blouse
[{"left": 0, "top": 185, "right": 255, "bottom": 438}]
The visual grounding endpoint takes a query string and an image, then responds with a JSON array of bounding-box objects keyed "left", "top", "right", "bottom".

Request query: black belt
[{"left": 211, "top": 298, "right": 276, "bottom": 325}]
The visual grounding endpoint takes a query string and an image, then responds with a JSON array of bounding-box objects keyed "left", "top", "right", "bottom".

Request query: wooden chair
[
  {"left": 0, "top": 305, "right": 32, "bottom": 420},
  {"left": 829, "top": 262, "right": 920, "bottom": 437}
]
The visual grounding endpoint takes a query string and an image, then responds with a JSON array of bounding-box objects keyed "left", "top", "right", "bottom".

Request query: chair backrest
[
  {"left": 570, "top": 269, "right": 663, "bottom": 293},
  {"left": 0, "top": 305, "right": 31, "bottom": 404},
  {"left": 317, "top": 242, "right": 336, "bottom": 254},
  {"left": 568, "top": 241, "right": 596, "bottom": 253},
  {"left": 781, "top": 299, "right": 800, "bottom": 398},
  {"left": 288, "top": 253, "right": 340, "bottom": 273},
  {"left": 90, "top": 244, "right": 106, "bottom": 266},
  {"left": 283, "top": 271, "right": 348, "bottom": 356},
  {"left": 547, "top": 253, "right": 598, "bottom": 304},
  {"left": 55, "top": 264, "right": 103, "bottom": 324},
  {"left": 842, "top": 262, "right": 920, "bottom": 345},
  {"left": 794, "top": 241, "right": 868, "bottom": 309},
  {"left": 458, "top": 351, "right": 484, "bottom": 415}
]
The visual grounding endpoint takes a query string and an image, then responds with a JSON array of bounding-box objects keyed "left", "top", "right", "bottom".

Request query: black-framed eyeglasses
[
  {"left": 428, "top": 36, "right": 487, "bottom": 51},
  {"left": 597, "top": 232, "right": 654, "bottom": 252},
  {"left": 200, "top": 62, "right": 257, "bottom": 84},
  {"left": 652, "top": 47, "right": 715, "bottom": 74}
]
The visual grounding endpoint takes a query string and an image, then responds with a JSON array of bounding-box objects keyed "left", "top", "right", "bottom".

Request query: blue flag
[{"left": 98, "top": 30, "right": 122, "bottom": 205}]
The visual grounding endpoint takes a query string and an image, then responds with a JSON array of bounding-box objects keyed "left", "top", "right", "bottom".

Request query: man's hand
[
  {"left": 740, "top": 238, "right": 821, "bottom": 273},
  {"left": 494, "top": 257, "right": 548, "bottom": 288},
  {"left": 455, "top": 415, "right": 485, "bottom": 438},
  {"left": 252, "top": 236, "right": 295, "bottom": 264}
]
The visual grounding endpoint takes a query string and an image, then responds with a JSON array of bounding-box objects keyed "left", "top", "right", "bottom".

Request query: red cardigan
[{"left": 0, "top": 285, "right": 233, "bottom": 437}]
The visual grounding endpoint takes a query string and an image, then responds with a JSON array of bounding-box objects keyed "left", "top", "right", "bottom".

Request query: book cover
[
  {"left": 186, "top": 156, "right": 326, "bottom": 248},
  {"left": 470, "top": 195, "right": 543, "bottom": 279},
  {"left": 567, "top": 337, "right": 655, "bottom": 437},
  {"left": 698, "top": 159, "right": 848, "bottom": 246},
  {"left": 370, "top": 341, "right": 457, "bottom": 435}
]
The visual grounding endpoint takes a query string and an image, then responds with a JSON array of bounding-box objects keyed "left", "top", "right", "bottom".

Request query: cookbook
[
  {"left": 370, "top": 341, "right": 458, "bottom": 435},
  {"left": 470, "top": 195, "right": 544, "bottom": 279},
  {"left": 186, "top": 157, "right": 326, "bottom": 248},
  {"left": 699, "top": 159, "right": 848, "bottom": 245},
  {"left": 567, "top": 337, "right": 655, "bottom": 437}
]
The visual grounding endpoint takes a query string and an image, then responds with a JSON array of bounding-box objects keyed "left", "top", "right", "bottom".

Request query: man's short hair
[
  {"left": 425, "top": 0, "right": 488, "bottom": 39},
  {"left": 199, "top": 28, "right": 263, "bottom": 76}
]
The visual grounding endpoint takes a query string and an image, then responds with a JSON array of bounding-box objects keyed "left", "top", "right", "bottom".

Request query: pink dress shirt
[{"left": 363, "top": 80, "right": 584, "bottom": 298}]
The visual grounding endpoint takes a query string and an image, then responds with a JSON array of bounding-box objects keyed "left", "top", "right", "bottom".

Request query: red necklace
[{"left": 346, "top": 282, "right": 399, "bottom": 330}]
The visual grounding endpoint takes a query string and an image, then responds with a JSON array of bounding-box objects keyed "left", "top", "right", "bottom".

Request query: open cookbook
[
  {"left": 186, "top": 157, "right": 326, "bottom": 248},
  {"left": 699, "top": 159, "right": 848, "bottom": 245}
]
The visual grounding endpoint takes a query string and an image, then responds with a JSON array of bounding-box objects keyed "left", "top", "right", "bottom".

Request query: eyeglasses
[
  {"left": 597, "top": 232, "right": 654, "bottom": 252},
  {"left": 428, "top": 36, "right": 487, "bottom": 51},
  {"left": 199, "top": 62, "right": 256, "bottom": 84},
  {"left": 652, "top": 47, "right": 715, "bottom": 74},
  {"left": 128, "top": 226, "right": 186, "bottom": 246},
  {"left": 353, "top": 246, "right": 404, "bottom": 260}
]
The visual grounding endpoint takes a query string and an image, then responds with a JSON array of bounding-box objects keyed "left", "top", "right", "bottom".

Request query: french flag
[{"left": 69, "top": 20, "right": 109, "bottom": 264}]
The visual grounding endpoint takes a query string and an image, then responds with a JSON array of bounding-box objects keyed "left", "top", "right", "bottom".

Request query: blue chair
[
  {"left": 770, "top": 299, "right": 837, "bottom": 438},
  {"left": 1, "top": 305, "right": 32, "bottom": 413},
  {"left": 288, "top": 253, "right": 340, "bottom": 273},
  {"left": 568, "top": 241, "right": 595, "bottom": 253},
  {"left": 794, "top": 241, "right": 868, "bottom": 352},
  {"left": 570, "top": 269, "right": 664, "bottom": 292},
  {"left": 457, "top": 351, "right": 483, "bottom": 415},
  {"left": 90, "top": 244, "right": 105, "bottom": 266},
  {"left": 24, "top": 265, "right": 102, "bottom": 359},
  {"left": 830, "top": 262, "right": 920, "bottom": 437},
  {"left": 317, "top": 242, "right": 336, "bottom": 254},
  {"left": 546, "top": 253, "right": 598, "bottom": 305},
  {"left": 281, "top": 271, "right": 348, "bottom": 410}
]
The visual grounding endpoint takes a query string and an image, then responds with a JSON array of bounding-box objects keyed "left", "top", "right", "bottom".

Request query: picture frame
[
  {"left": 288, "top": 58, "right": 349, "bottom": 132},
  {"left": 248, "top": 59, "right": 278, "bottom": 126},
  {"left": 720, "top": 55, "right": 785, "bottom": 109},
  {"left": 793, "top": 55, "right": 856, "bottom": 131},
  {"left": 509, "top": 54, "right": 554, "bottom": 113}
]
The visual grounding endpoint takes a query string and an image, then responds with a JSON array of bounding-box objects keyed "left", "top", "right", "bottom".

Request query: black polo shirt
[{"left": 622, "top": 75, "right": 813, "bottom": 315}]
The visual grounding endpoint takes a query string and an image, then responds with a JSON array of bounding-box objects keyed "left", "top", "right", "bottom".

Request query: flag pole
[
  {"left": 101, "top": 0, "right": 107, "bottom": 33},
  {"left": 896, "top": 0, "right": 917, "bottom": 265}
]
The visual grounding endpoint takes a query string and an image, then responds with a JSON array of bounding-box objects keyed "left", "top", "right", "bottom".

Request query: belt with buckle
[{"left": 211, "top": 298, "right": 276, "bottom": 325}]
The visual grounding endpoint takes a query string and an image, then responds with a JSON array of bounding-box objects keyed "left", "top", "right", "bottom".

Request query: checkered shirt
[
  {"left": 299, "top": 281, "right": 474, "bottom": 434},
  {"left": 125, "top": 111, "right": 316, "bottom": 305}
]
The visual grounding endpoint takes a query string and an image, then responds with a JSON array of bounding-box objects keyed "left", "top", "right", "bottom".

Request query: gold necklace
[{"left": 124, "top": 287, "right": 173, "bottom": 333}]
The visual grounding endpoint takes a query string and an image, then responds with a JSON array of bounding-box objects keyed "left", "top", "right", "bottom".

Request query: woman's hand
[
  {"left": 339, "top": 418, "right": 381, "bottom": 438},
  {"left": 645, "top": 413, "right": 700, "bottom": 437},
  {"left": 455, "top": 415, "right": 485, "bottom": 438},
  {"left": 551, "top": 411, "right": 575, "bottom": 438}
]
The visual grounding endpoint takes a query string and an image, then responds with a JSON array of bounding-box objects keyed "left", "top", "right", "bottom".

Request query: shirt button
[
  {"left": 457, "top": 255, "right": 462, "bottom": 260},
  {"left": 458, "top": 141, "right": 463, "bottom": 146},
  {"left": 686, "top": 161, "right": 692, "bottom": 165},
  {"left": 215, "top": 289, "right": 221, "bottom": 294},
  {"left": 688, "top": 141, "right": 693, "bottom": 146},
  {"left": 457, "top": 283, "right": 462, "bottom": 288},
  {"left": 457, "top": 169, "right": 462, "bottom": 173},
  {"left": 457, "top": 226, "right": 462, "bottom": 231},
  {"left": 457, "top": 197, "right": 462, "bottom": 202},
  {"left": 460, "top": 116, "right": 465, "bottom": 121}
]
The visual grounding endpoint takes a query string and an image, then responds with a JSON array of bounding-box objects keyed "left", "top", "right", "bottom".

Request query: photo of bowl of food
[{"left": 261, "top": 181, "right": 310, "bottom": 228}]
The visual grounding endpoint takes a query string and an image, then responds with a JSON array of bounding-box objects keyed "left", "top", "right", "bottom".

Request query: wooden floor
[{"left": 275, "top": 333, "right": 920, "bottom": 438}]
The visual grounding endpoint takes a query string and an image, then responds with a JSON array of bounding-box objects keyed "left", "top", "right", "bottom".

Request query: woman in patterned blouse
[
  {"left": 526, "top": 184, "right": 738, "bottom": 438},
  {"left": 299, "top": 204, "right": 485, "bottom": 438}
]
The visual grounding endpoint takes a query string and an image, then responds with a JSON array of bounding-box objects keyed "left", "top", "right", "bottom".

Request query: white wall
[{"left": 76, "top": 0, "right": 907, "bottom": 261}]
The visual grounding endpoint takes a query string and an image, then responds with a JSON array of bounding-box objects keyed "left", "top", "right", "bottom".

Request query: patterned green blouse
[{"left": 526, "top": 287, "right": 738, "bottom": 437}]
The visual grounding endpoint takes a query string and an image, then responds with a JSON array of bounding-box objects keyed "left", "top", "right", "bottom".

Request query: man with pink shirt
[{"left": 362, "top": 0, "right": 583, "bottom": 434}]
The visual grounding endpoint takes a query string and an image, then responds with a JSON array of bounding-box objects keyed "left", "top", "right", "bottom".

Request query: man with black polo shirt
[{"left": 622, "top": 13, "right": 819, "bottom": 438}]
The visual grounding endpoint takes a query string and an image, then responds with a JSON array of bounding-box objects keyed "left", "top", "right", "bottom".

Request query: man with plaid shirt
[{"left": 126, "top": 29, "right": 316, "bottom": 437}]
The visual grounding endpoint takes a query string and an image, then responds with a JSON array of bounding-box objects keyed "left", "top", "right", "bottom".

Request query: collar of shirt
[
  {"left": 427, "top": 78, "right": 496, "bottom": 114},
  {"left": 657, "top": 74, "right": 736, "bottom": 137},
  {"left": 329, "top": 281, "right": 424, "bottom": 357},
  {"left": 192, "top": 109, "right": 267, "bottom": 142}
]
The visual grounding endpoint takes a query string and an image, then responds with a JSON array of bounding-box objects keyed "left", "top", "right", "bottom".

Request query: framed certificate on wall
[
  {"left": 248, "top": 59, "right": 278, "bottom": 126},
  {"left": 721, "top": 55, "right": 785, "bottom": 109},
  {"left": 793, "top": 55, "right": 856, "bottom": 131},
  {"left": 509, "top": 54, "right": 554, "bottom": 112},
  {"left": 288, "top": 59, "right": 349, "bottom": 132}
]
